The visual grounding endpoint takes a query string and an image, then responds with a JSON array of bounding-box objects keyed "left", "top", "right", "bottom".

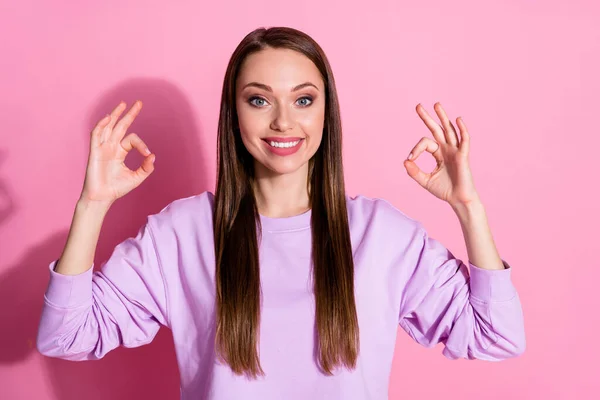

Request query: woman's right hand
[{"left": 79, "top": 100, "right": 155, "bottom": 206}]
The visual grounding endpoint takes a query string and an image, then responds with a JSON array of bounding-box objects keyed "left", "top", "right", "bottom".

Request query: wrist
[
  {"left": 451, "top": 198, "right": 485, "bottom": 222},
  {"left": 76, "top": 197, "right": 113, "bottom": 215}
]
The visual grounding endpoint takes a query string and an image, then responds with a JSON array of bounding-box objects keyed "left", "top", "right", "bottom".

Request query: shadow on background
[{"left": 0, "top": 78, "right": 212, "bottom": 399}]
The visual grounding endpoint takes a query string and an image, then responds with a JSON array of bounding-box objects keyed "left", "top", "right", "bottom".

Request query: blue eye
[
  {"left": 296, "top": 96, "right": 313, "bottom": 107},
  {"left": 247, "top": 96, "right": 313, "bottom": 108},
  {"left": 248, "top": 97, "right": 267, "bottom": 107}
]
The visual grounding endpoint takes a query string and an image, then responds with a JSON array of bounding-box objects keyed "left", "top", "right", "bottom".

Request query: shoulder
[
  {"left": 147, "top": 190, "right": 215, "bottom": 232},
  {"left": 345, "top": 193, "right": 423, "bottom": 236}
]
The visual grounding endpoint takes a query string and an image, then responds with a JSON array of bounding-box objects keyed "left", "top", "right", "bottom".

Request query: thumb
[
  {"left": 133, "top": 154, "right": 156, "bottom": 185},
  {"left": 403, "top": 159, "right": 428, "bottom": 187}
]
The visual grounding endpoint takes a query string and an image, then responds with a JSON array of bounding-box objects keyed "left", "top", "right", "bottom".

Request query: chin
[{"left": 259, "top": 157, "right": 309, "bottom": 176}]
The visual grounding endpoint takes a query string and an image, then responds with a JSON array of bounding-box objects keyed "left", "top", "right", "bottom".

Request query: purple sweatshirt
[{"left": 37, "top": 191, "right": 525, "bottom": 399}]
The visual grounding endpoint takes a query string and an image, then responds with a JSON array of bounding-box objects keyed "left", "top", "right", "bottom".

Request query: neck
[{"left": 252, "top": 162, "right": 311, "bottom": 218}]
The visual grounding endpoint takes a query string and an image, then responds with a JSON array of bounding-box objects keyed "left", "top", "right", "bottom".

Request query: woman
[{"left": 37, "top": 26, "right": 525, "bottom": 399}]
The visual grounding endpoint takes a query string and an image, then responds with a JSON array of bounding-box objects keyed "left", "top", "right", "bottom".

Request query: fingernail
[
  {"left": 145, "top": 148, "right": 151, "bottom": 155},
  {"left": 407, "top": 152, "right": 413, "bottom": 160}
]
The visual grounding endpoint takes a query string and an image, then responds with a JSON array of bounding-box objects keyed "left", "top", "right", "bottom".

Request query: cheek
[
  {"left": 236, "top": 113, "right": 267, "bottom": 160},
  {"left": 299, "top": 111, "right": 325, "bottom": 144},
  {"left": 237, "top": 108, "right": 264, "bottom": 144}
]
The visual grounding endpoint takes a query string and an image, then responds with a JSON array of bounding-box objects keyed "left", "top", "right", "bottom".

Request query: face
[{"left": 235, "top": 47, "right": 326, "bottom": 177}]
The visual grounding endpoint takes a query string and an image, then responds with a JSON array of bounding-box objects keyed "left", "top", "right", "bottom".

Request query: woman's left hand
[{"left": 403, "top": 102, "right": 480, "bottom": 207}]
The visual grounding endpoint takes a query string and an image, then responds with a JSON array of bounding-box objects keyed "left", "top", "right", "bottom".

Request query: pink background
[{"left": 1, "top": 0, "right": 598, "bottom": 399}]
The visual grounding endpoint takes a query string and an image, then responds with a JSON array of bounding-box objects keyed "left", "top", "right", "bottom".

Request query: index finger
[
  {"left": 109, "top": 100, "right": 143, "bottom": 142},
  {"left": 416, "top": 104, "right": 446, "bottom": 145}
]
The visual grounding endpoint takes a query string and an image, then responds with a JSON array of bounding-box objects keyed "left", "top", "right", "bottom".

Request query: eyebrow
[{"left": 241, "top": 81, "right": 319, "bottom": 92}]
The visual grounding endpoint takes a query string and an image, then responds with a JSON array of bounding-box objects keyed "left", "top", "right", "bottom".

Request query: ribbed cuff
[
  {"left": 44, "top": 260, "right": 94, "bottom": 308},
  {"left": 469, "top": 259, "right": 517, "bottom": 302}
]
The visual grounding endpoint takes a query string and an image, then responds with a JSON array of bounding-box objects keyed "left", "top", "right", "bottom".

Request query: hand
[
  {"left": 79, "top": 100, "right": 155, "bottom": 206},
  {"left": 403, "top": 102, "right": 480, "bottom": 207}
]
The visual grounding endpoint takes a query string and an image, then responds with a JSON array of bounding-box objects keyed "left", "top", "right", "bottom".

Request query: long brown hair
[{"left": 213, "top": 26, "right": 358, "bottom": 378}]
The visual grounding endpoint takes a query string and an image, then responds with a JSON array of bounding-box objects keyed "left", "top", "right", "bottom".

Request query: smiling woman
[
  {"left": 36, "top": 26, "right": 526, "bottom": 400},
  {"left": 214, "top": 31, "right": 357, "bottom": 380},
  {"left": 235, "top": 48, "right": 325, "bottom": 179}
]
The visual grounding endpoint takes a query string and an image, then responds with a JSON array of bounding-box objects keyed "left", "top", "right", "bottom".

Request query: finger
[
  {"left": 403, "top": 157, "right": 430, "bottom": 188},
  {"left": 406, "top": 136, "right": 441, "bottom": 164},
  {"left": 110, "top": 100, "right": 143, "bottom": 143},
  {"left": 133, "top": 153, "right": 156, "bottom": 184},
  {"left": 434, "top": 102, "right": 458, "bottom": 146},
  {"left": 121, "top": 132, "right": 151, "bottom": 157},
  {"left": 456, "top": 116, "right": 470, "bottom": 155},
  {"left": 91, "top": 114, "right": 111, "bottom": 147},
  {"left": 101, "top": 101, "right": 128, "bottom": 143},
  {"left": 416, "top": 104, "right": 446, "bottom": 144}
]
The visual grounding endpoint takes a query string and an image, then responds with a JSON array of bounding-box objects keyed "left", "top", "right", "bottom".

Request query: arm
[
  {"left": 451, "top": 199, "right": 505, "bottom": 272},
  {"left": 400, "top": 103, "right": 526, "bottom": 360},
  {"left": 53, "top": 199, "right": 111, "bottom": 276},
  {"left": 398, "top": 211, "right": 526, "bottom": 361},
  {"left": 36, "top": 199, "right": 169, "bottom": 361}
]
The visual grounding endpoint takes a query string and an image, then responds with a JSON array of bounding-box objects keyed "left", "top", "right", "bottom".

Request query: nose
[{"left": 269, "top": 104, "right": 294, "bottom": 132}]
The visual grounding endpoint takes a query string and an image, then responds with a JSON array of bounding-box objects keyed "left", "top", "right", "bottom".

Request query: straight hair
[{"left": 213, "top": 26, "right": 358, "bottom": 378}]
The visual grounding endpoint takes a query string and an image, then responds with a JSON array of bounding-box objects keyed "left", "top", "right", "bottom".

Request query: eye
[
  {"left": 248, "top": 96, "right": 268, "bottom": 107},
  {"left": 296, "top": 96, "right": 313, "bottom": 107},
  {"left": 247, "top": 95, "right": 314, "bottom": 108}
]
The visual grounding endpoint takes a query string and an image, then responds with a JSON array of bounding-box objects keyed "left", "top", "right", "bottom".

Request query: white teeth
[{"left": 269, "top": 140, "right": 300, "bottom": 148}]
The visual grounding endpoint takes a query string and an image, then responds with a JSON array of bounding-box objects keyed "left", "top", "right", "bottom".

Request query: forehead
[{"left": 237, "top": 47, "right": 323, "bottom": 90}]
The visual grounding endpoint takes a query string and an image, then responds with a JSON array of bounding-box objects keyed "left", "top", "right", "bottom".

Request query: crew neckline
[{"left": 259, "top": 208, "right": 312, "bottom": 232}]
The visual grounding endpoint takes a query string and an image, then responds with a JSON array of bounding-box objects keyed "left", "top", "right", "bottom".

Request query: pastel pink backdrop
[{"left": 1, "top": 0, "right": 598, "bottom": 399}]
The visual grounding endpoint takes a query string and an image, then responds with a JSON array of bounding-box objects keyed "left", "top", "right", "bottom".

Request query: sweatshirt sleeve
[
  {"left": 36, "top": 216, "right": 169, "bottom": 361},
  {"left": 398, "top": 224, "right": 526, "bottom": 361}
]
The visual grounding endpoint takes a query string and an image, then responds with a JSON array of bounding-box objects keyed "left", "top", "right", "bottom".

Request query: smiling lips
[{"left": 262, "top": 137, "right": 304, "bottom": 156}]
